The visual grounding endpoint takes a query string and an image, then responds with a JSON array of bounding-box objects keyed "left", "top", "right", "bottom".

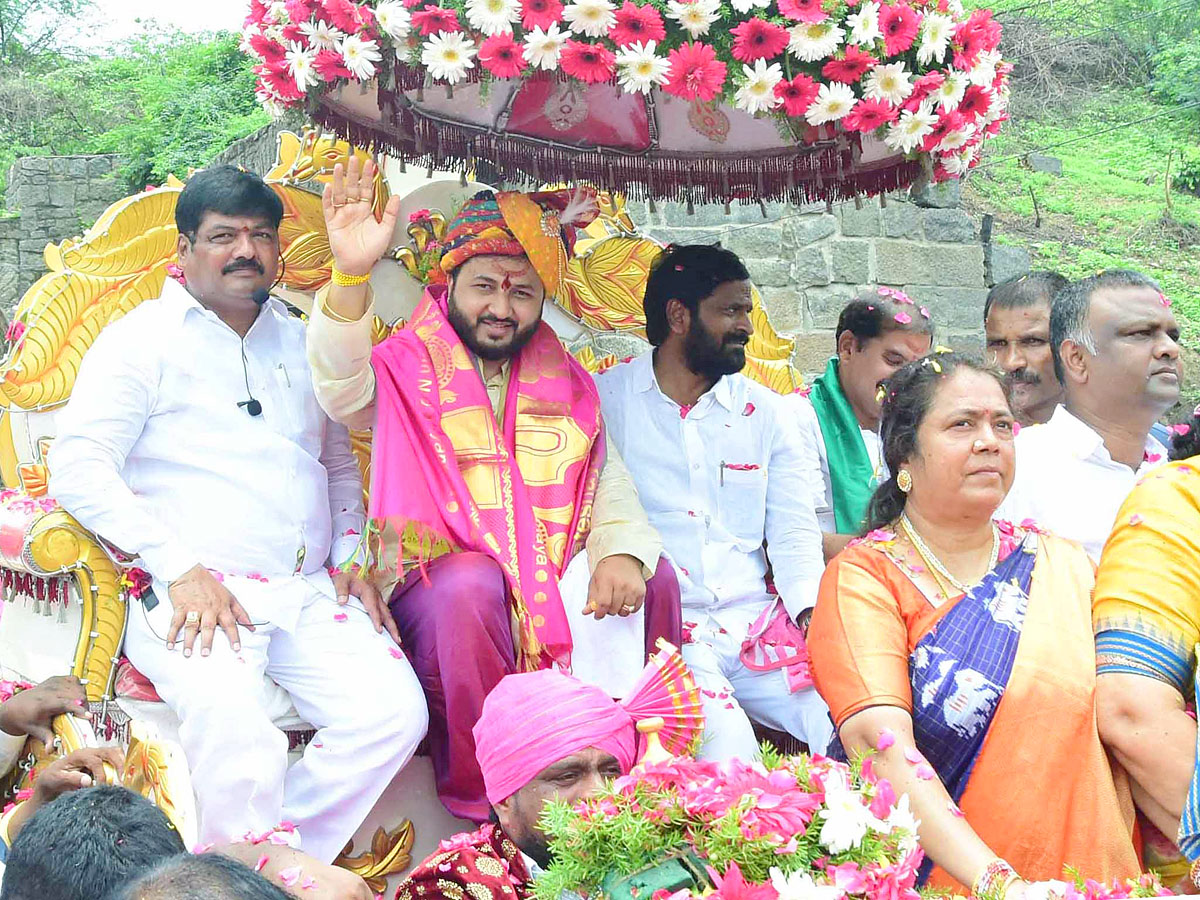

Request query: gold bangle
[
  {"left": 972, "top": 859, "right": 1019, "bottom": 900},
  {"left": 331, "top": 267, "right": 372, "bottom": 287}
]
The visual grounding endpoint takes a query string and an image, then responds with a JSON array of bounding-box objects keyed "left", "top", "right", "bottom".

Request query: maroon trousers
[{"left": 389, "top": 552, "right": 682, "bottom": 821}]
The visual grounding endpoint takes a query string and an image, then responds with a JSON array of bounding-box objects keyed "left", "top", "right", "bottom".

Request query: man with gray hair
[
  {"left": 984, "top": 271, "right": 1069, "bottom": 426},
  {"left": 996, "top": 269, "right": 1182, "bottom": 560}
]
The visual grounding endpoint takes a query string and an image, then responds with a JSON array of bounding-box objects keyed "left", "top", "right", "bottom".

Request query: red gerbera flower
[
  {"left": 878, "top": 2, "right": 920, "bottom": 55},
  {"left": 922, "top": 109, "right": 965, "bottom": 152},
  {"left": 412, "top": 5, "right": 461, "bottom": 34},
  {"left": 285, "top": 0, "right": 314, "bottom": 25},
  {"left": 521, "top": 0, "right": 564, "bottom": 30},
  {"left": 321, "top": 0, "right": 363, "bottom": 32},
  {"left": 281, "top": 22, "right": 306, "bottom": 43},
  {"left": 610, "top": 1, "right": 666, "bottom": 47},
  {"left": 730, "top": 17, "right": 790, "bottom": 62},
  {"left": 314, "top": 48, "right": 355, "bottom": 80},
  {"left": 479, "top": 33, "right": 528, "bottom": 77},
  {"left": 560, "top": 40, "right": 617, "bottom": 83},
  {"left": 773, "top": 72, "right": 818, "bottom": 116},
  {"left": 663, "top": 41, "right": 727, "bottom": 101},
  {"left": 903, "top": 69, "right": 942, "bottom": 111},
  {"left": 956, "top": 8, "right": 1001, "bottom": 53},
  {"left": 777, "top": 0, "right": 827, "bottom": 23},
  {"left": 842, "top": 97, "right": 898, "bottom": 132},
  {"left": 821, "top": 45, "right": 876, "bottom": 82},
  {"left": 957, "top": 84, "right": 992, "bottom": 121}
]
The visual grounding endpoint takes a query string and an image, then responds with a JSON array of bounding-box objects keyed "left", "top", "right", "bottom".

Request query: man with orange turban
[
  {"left": 307, "top": 158, "right": 682, "bottom": 823},
  {"left": 395, "top": 642, "right": 702, "bottom": 900}
]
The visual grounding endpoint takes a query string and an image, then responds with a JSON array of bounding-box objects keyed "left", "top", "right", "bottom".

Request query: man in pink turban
[{"left": 395, "top": 643, "right": 702, "bottom": 900}]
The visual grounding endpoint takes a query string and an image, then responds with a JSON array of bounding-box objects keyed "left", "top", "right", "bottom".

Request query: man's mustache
[
  {"left": 1005, "top": 368, "right": 1040, "bottom": 386},
  {"left": 223, "top": 259, "right": 264, "bottom": 275},
  {"left": 724, "top": 334, "right": 750, "bottom": 347},
  {"left": 478, "top": 315, "right": 519, "bottom": 329}
]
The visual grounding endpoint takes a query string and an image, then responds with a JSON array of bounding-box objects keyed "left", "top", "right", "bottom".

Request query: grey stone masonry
[
  {"left": 633, "top": 178, "right": 1030, "bottom": 381},
  {"left": 1, "top": 154, "right": 126, "bottom": 315}
]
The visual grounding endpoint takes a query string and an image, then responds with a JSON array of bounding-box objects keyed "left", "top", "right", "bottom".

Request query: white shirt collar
[
  {"left": 160, "top": 277, "right": 281, "bottom": 335},
  {"left": 631, "top": 351, "right": 737, "bottom": 413},
  {"left": 1047, "top": 403, "right": 1168, "bottom": 464}
]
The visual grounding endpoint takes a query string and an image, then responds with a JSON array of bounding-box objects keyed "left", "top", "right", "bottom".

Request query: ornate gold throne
[{"left": 0, "top": 129, "right": 804, "bottom": 888}]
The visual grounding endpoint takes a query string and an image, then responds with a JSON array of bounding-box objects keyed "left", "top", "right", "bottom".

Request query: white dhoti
[
  {"left": 558, "top": 550, "right": 646, "bottom": 697},
  {"left": 682, "top": 603, "right": 833, "bottom": 763},
  {"left": 124, "top": 573, "right": 429, "bottom": 862}
]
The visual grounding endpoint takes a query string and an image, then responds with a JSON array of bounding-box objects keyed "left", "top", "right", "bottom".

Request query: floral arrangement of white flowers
[{"left": 242, "top": 0, "right": 1010, "bottom": 180}]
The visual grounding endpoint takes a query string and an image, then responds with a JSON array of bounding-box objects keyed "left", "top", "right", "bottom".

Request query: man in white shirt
[
  {"left": 996, "top": 269, "right": 1182, "bottom": 561},
  {"left": 49, "top": 166, "right": 428, "bottom": 862},
  {"left": 789, "top": 291, "right": 933, "bottom": 559},
  {"left": 597, "top": 244, "right": 832, "bottom": 760}
]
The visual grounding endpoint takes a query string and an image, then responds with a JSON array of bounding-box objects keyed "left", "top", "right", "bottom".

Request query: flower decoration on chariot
[{"left": 242, "top": 0, "right": 1012, "bottom": 191}]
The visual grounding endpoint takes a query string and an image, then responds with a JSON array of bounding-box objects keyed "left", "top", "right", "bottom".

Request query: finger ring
[
  {"left": 349, "top": 196, "right": 366, "bottom": 203},
  {"left": 332, "top": 201, "right": 346, "bottom": 208},
  {"left": 185, "top": 611, "right": 200, "bottom": 625},
  {"left": 621, "top": 604, "right": 636, "bottom": 613}
]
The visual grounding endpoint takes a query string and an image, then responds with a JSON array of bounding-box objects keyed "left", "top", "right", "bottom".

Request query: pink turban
[{"left": 472, "top": 641, "right": 704, "bottom": 804}]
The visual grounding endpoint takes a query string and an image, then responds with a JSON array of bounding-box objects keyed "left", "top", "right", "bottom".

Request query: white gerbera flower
[
  {"left": 374, "top": 3, "right": 413, "bottom": 42},
  {"left": 787, "top": 21, "right": 845, "bottom": 62},
  {"left": 466, "top": 0, "right": 521, "bottom": 35},
  {"left": 341, "top": 33, "right": 383, "bottom": 80},
  {"left": 817, "top": 771, "right": 875, "bottom": 854},
  {"left": 805, "top": 81, "right": 856, "bottom": 125},
  {"left": 885, "top": 793, "right": 922, "bottom": 853},
  {"left": 934, "top": 70, "right": 967, "bottom": 110},
  {"left": 523, "top": 23, "right": 567, "bottom": 70},
  {"left": 421, "top": 31, "right": 477, "bottom": 83},
  {"left": 885, "top": 107, "right": 938, "bottom": 152},
  {"left": 937, "top": 121, "right": 976, "bottom": 152},
  {"left": 969, "top": 49, "right": 1001, "bottom": 87},
  {"left": 769, "top": 868, "right": 845, "bottom": 900},
  {"left": 941, "top": 145, "right": 977, "bottom": 175},
  {"left": 735, "top": 59, "right": 784, "bottom": 114},
  {"left": 562, "top": 0, "right": 617, "bottom": 36},
  {"left": 666, "top": 0, "right": 721, "bottom": 39},
  {"left": 615, "top": 40, "right": 671, "bottom": 94},
  {"left": 263, "top": 23, "right": 286, "bottom": 42},
  {"left": 864, "top": 61, "right": 912, "bottom": 105},
  {"left": 300, "top": 17, "right": 344, "bottom": 49},
  {"left": 846, "top": 1, "right": 881, "bottom": 47},
  {"left": 730, "top": 0, "right": 771, "bottom": 14},
  {"left": 916, "top": 12, "right": 952, "bottom": 65},
  {"left": 946, "top": 0, "right": 964, "bottom": 15},
  {"left": 286, "top": 41, "right": 319, "bottom": 92},
  {"left": 266, "top": 0, "right": 289, "bottom": 23}
]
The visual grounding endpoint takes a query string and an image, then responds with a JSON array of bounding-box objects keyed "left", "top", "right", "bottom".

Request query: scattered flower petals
[
  {"left": 301, "top": 876, "right": 319, "bottom": 890},
  {"left": 903, "top": 747, "right": 924, "bottom": 765},
  {"left": 947, "top": 800, "right": 965, "bottom": 817},
  {"left": 389, "top": 646, "right": 404, "bottom": 659},
  {"left": 278, "top": 866, "right": 303, "bottom": 887},
  {"left": 876, "top": 728, "right": 895, "bottom": 750},
  {"left": 894, "top": 311, "right": 913, "bottom": 325},
  {"left": 915, "top": 763, "right": 935, "bottom": 780},
  {"left": 1128, "top": 514, "right": 1143, "bottom": 526},
  {"left": 334, "top": 612, "right": 349, "bottom": 622},
  {"left": 255, "top": 854, "right": 270, "bottom": 872}
]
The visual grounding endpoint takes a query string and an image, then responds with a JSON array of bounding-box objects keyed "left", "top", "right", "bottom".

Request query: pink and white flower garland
[{"left": 243, "top": 0, "right": 1010, "bottom": 181}]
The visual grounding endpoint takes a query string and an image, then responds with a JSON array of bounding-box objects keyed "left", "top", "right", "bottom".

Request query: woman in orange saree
[{"left": 808, "top": 352, "right": 1139, "bottom": 899}]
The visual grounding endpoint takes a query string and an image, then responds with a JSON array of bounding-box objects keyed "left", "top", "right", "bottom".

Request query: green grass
[{"left": 962, "top": 90, "right": 1200, "bottom": 410}]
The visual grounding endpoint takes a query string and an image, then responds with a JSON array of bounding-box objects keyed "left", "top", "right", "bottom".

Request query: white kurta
[
  {"left": 596, "top": 354, "right": 833, "bottom": 760},
  {"left": 995, "top": 404, "right": 1169, "bottom": 562},
  {"left": 49, "top": 280, "right": 428, "bottom": 862}
]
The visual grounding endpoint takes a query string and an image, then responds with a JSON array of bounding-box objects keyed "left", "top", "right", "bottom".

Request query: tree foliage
[{"left": 0, "top": 28, "right": 269, "bottom": 199}]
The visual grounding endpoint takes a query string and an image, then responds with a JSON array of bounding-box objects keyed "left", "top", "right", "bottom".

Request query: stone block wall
[
  {"left": 632, "top": 187, "right": 1030, "bottom": 378},
  {"left": 0, "top": 155, "right": 126, "bottom": 315}
]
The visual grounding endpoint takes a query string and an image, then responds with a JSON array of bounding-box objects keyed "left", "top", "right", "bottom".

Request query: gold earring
[{"left": 897, "top": 469, "right": 913, "bottom": 493}]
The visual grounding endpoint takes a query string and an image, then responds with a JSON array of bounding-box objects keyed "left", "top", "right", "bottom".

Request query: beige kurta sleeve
[
  {"left": 585, "top": 435, "right": 663, "bottom": 578},
  {"left": 306, "top": 286, "right": 378, "bottom": 431}
]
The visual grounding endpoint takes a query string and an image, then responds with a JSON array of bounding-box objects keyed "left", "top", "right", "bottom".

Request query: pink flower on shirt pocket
[
  {"left": 724, "top": 463, "right": 761, "bottom": 472},
  {"left": 742, "top": 402, "right": 756, "bottom": 416}
]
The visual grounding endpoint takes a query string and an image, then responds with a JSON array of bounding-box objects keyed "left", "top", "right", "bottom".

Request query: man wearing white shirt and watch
[
  {"left": 49, "top": 167, "right": 428, "bottom": 862},
  {"left": 996, "top": 269, "right": 1183, "bottom": 561},
  {"left": 596, "top": 244, "right": 832, "bottom": 761}
]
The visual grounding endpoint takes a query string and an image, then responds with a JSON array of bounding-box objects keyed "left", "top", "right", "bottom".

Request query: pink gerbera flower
[
  {"left": 777, "top": 0, "right": 828, "bottom": 23},
  {"left": 313, "top": 47, "right": 355, "bottom": 80},
  {"left": 730, "top": 17, "right": 790, "bottom": 62},
  {"left": 610, "top": 1, "right": 665, "bottom": 46},
  {"left": 922, "top": 109, "right": 965, "bottom": 152},
  {"left": 249, "top": 32, "right": 287, "bottom": 62},
  {"left": 521, "top": 0, "right": 564, "bottom": 30},
  {"left": 412, "top": 4, "right": 461, "bottom": 34},
  {"left": 957, "top": 83, "right": 992, "bottom": 120},
  {"left": 903, "top": 70, "right": 943, "bottom": 111},
  {"left": 479, "top": 33, "right": 528, "bottom": 76},
  {"left": 842, "top": 96, "right": 897, "bottom": 131},
  {"left": 663, "top": 41, "right": 727, "bottom": 101},
  {"left": 321, "top": 0, "right": 363, "bottom": 32},
  {"left": 560, "top": 40, "right": 617, "bottom": 82},
  {"left": 774, "top": 72, "right": 819, "bottom": 116},
  {"left": 822, "top": 45, "right": 876, "bottom": 83},
  {"left": 878, "top": 2, "right": 920, "bottom": 55}
]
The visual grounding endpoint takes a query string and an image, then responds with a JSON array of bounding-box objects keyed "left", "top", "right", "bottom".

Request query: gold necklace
[{"left": 899, "top": 514, "right": 999, "bottom": 595}]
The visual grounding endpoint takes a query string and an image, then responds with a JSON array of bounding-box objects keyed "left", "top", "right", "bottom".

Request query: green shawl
[{"left": 807, "top": 357, "right": 875, "bottom": 534}]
